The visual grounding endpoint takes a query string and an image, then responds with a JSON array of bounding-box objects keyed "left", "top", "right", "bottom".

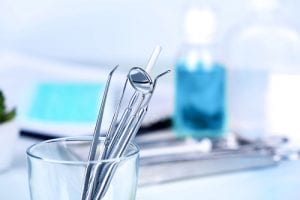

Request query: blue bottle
[{"left": 174, "top": 7, "right": 226, "bottom": 138}]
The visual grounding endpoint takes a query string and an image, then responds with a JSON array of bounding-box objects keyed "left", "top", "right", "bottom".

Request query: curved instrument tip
[
  {"left": 109, "top": 65, "right": 119, "bottom": 76},
  {"left": 154, "top": 69, "right": 171, "bottom": 81}
]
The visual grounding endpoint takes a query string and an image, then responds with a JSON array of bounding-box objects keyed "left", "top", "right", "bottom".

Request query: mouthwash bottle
[{"left": 174, "top": 7, "right": 226, "bottom": 138}]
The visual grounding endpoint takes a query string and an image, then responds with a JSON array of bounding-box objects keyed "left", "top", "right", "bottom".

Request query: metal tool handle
[{"left": 80, "top": 65, "right": 118, "bottom": 200}]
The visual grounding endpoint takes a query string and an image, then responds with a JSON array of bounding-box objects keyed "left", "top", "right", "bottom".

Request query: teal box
[{"left": 28, "top": 82, "right": 105, "bottom": 123}]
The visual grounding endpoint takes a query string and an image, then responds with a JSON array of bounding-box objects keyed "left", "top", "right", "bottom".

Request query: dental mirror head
[{"left": 128, "top": 67, "right": 153, "bottom": 93}]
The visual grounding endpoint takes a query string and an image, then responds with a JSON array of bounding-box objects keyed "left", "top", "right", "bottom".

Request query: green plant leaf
[
  {"left": 0, "top": 90, "right": 5, "bottom": 115},
  {"left": 0, "top": 90, "right": 16, "bottom": 124},
  {"left": 0, "top": 108, "right": 16, "bottom": 123},
  {"left": 4, "top": 108, "right": 16, "bottom": 122}
]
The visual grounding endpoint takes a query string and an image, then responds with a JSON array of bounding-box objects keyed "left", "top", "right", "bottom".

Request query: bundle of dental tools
[{"left": 80, "top": 46, "right": 170, "bottom": 200}]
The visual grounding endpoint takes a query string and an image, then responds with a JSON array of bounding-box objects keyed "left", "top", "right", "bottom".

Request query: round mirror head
[{"left": 128, "top": 67, "right": 153, "bottom": 93}]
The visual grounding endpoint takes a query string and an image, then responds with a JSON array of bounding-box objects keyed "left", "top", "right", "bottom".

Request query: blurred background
[
  {"left": 1, "top": 0, "right": 300, "bottom": 199},
  {"left": 1, "top": 0, "right": 300, "bottom": 139},
  {"left": 0, "top": 0, "right": 298, "bottom": 65}
]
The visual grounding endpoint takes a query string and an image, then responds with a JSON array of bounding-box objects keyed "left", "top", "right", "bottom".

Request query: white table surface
[{"left": 1, "top": 136, "right": 300, "bottom": 200}]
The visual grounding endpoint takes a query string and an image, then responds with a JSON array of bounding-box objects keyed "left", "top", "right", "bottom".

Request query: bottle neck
[
  {"left": 177, "top": 41, "right": 221, "bottom": 67},
  {"left": 186, "top": 37, "right": 214, "bottom": 45}
]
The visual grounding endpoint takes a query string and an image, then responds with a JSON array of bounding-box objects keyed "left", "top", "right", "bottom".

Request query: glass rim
[{"left": 26, "top": 136, "right": 140, "bottom": 165}]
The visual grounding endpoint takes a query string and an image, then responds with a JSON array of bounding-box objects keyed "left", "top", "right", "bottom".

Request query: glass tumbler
[{"left": 26, "top": 136, "right": 139, "bottom": 200}]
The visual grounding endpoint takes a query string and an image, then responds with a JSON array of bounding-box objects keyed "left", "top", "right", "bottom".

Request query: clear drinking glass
[{"left": 26, "top": 136, "right": 139, "bottom": 200}]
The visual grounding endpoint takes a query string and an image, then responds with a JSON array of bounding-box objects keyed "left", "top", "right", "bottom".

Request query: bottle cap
[
  {"left": 250, "top": 0, "right": 279, "bottom": 12},
  {"left": 184, "top": 7, "right": 217, "bottom": 44}
]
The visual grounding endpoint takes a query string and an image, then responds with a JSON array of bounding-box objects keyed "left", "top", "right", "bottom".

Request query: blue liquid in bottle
[{"left": 175, "top": 60, "right": 226, "bottom": 138}]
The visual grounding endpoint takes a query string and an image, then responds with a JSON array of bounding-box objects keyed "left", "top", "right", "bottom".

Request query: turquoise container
[{"left": 175, "top": 58, "right": 226, "bottom": 138}]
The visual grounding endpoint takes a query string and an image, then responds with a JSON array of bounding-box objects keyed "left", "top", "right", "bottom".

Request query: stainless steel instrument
[
  {"left": 80, "top": 46, "right": 170, "bottom": 200},
  {"left": 137, "top": 132, "right": 296, "bottom": 186}
]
